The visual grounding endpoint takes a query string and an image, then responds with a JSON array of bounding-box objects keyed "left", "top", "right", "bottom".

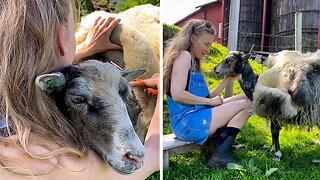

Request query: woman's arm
[
  {"left": 107, "top": 73, "right": 160, "bottom": 179},
  {"left": 171, "top": 51, "right": 222, "bottom": 106},
  {"left": 127, "top": 86, "right": 160, "bottom": 179},
  {"left": 209, "top": 76, "right": 235, "bottom": 98},
  {"left": 73, "top": 17, "right": 122, "bottom": 63}
]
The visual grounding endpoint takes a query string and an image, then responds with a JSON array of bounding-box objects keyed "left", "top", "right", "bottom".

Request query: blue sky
[{"left": 161, "top": 0, "right": 216, "bottom": 24}]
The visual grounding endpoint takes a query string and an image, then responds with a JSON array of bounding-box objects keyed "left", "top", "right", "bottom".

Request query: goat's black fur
[{"left": 214, "top": 51, "right": 259, "bottom": 100}]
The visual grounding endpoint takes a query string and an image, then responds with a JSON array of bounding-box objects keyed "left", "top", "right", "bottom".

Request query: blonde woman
[
  {"left": 163, "top": 19, "right": 252, "bottom": 169},
  {"left": 0, "top": 0, "right": 159, "bottom": 179}
]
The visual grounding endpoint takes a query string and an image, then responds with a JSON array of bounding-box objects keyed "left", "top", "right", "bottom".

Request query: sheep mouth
[
  {"left": 123, "top": 152, "right": 144, "bottom": 170},
  {"left": 105, "top": 153, "right": 144, "bottom": 175},
  {"left": 214, "top": 71, "right": 223, "bottom": 76},
  {"left": 102, "top": 140, "right": 145, "bottom": 175},
  {"left": 213, "top": 68, "right": 225, "bottom": 77},
  {"left": 214, "top": 70, "right": 236, "bottom": 77}
]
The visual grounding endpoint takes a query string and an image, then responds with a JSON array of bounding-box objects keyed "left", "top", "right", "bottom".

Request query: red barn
[
  {"left": 174, "top": 0, "right": 320, "bottom": 53},
  {"left": 174, "top": 0, "right": 223, "bottom": 44}
]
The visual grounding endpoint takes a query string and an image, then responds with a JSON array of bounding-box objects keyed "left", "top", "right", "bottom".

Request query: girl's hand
[
  {"left": 209, "top": 96, "right": 223, "bottom": 106},
  {"left": 129, "top": 73, "right": 160, "bottom": 89},
  {"left": 82, "top": 17, "right": 122, "bottom": 55},
  {"left": 225, "top": 75, "right": 236, "bottom": 81}
]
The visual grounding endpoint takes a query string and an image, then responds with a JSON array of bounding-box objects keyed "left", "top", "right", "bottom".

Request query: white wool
[{"left": 254, "top": 50, "right": 320, "bottom": 126}]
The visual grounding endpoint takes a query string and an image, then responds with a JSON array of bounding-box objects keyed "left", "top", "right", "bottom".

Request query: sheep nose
[
  {"left": 124, "top": 151, "right": 145, "bottom": 169},
  {"left": 213, "top": 66, "right": 217, "bottom": 72}
]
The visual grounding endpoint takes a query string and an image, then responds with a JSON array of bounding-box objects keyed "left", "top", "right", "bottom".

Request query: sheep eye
[
  {"left": 259, "top": 99, "right": 265, "bottom": 104},
  {"left": 71, "top": 95, "right": 86, "bottom": 104}
]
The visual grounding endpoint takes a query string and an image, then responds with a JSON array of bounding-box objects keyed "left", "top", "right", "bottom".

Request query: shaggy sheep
[
  {"left": 253, "top": 50, "right": 320, "bottom": 161},
  {"left": 214, "top": 51, "right": 258, "bottom": 100},
  {"left": 214, "top": 50, "right": 320, "bottom": 161},
  {"left": 36, "top": 60, "right": 146, "bottom": 174},
  {"left": 75, "top": 4, "right": 160, "bottom": 142}
]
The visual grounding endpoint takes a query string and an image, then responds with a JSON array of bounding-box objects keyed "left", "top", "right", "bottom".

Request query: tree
[{"left": 118, "top": 0, "right": 160, "bottom": 12}]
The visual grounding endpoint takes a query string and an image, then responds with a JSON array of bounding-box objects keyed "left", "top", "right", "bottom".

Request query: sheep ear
[
  {"left": 121, "top": 69, "right": 148, "bottom": 81},
  {"left": 241, "top": 52, "right": 251, "bottom": 60},
  {"left": 35, "top": 72, "right": 66, "bottom": 94},
  {"left": 241, "top": 53, "right": 251, "bottom": 60}
]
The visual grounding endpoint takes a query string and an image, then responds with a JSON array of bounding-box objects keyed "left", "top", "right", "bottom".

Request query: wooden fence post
[
  {"left": 225, "top": 0, "right": 240, "bottom": 98},
  {"left": 295, "top": 12, "right": 302, "bottom": 52}
]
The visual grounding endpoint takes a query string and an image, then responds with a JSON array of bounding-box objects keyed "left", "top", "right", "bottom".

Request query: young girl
[
  {"left": 163, "top": 19, "right": 252, "bottom": 169},
  {"left": 0, "top": 0, "right": 159, "bottom": 179}
]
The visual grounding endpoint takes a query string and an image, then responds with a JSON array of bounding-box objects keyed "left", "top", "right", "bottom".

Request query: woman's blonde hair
[
  {"left": 0, "top": 0, "right": 84, "bottom": 168},
  {"left": 163, "top": 19, "right": 215, "bottom": 94}
]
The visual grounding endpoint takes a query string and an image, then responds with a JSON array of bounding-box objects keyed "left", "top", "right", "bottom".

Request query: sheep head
[
  {"left": 253, "top": 85, "right": 298, "bottom": 119},
  {"left": 213, "top": 51, "right": 250, "bottom": 76},
  {"left": 35, "top": 60, "right": 147, "bottom": 174}
]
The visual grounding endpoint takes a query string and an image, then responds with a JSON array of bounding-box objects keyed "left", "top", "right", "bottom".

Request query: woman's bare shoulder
[
  {"left": 178, "top": 50, "right": 192, "bottom": 60},
  {"left": 173, "top": 50, "right": 192, "bottom": 69}
]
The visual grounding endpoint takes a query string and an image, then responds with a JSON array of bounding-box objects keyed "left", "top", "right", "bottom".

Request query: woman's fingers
[
  {"left": 99, "top": 17, "right": 122, "bottom": 50},
  {"left": 103, "top": 18, "right": 121, "bottom": 36},
  {"left": 99, "top": 17, "right": 115, "bottom": 32},
  {"left": 83, "top": 16, "right": 122, "bottom": 54},
  {"left": 93, "top": 16, "right": 102, "bottom": 27},
  {"left": 129, "top": 81, "right": 141, "bottom": 87}
]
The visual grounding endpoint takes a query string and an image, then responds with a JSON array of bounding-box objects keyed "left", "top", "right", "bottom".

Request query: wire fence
[{"left": 221, "top": 26, "right": 318, "bottom": 53}]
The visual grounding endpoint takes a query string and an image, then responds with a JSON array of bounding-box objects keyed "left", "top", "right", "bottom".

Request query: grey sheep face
[
  {"left": 253, "top": 86, "right": 298, "bottom": 119},
  {"left": 213, "top": 51, "right": 249, "bottom": 76},
  {"left": 36, "top": 60, "right": 147, "bottom": 175},
  {"left": 253, "top": 90, "right": 283, "bottom": 118}
]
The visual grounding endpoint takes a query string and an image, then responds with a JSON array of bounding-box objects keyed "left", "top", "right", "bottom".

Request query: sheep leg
[{"left": 270, "top": 121, "right": 282, "bottom": 161}]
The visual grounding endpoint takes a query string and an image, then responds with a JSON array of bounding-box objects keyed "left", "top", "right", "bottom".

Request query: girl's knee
[
  {"left": 238, "top": 94, "right": 248, "bottom": 99},
  {"left": 238, "top": 98, "right": 252, "bottom": 108},
  {"left": 245, "top": 98, "right": 253, "bottom": 107}
]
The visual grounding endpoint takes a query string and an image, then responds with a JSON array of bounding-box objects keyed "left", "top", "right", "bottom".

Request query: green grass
[{"left": 163, "top": 45, "right": 320, "bottom": 179}]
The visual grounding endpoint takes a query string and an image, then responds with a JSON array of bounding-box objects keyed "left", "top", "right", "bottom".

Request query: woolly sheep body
[{"left": 253, "top": 50, "right": 320, "bottom": 126}]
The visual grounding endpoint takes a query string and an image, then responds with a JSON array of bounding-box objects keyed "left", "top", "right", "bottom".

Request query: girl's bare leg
[{"left": 208, "top": 98, "right": 252, "bottom": 137}]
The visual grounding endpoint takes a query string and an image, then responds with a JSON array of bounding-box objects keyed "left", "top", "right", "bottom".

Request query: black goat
[
  {"left": 213, "top": 51, "right": 283, "bottom": 161},
  {"left": 213, "top": 51, "right": 259, "bottom": 101}
]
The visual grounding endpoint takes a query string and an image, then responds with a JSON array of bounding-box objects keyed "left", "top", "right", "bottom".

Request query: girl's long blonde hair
[
  {"left": 0, "top": 0, "right": 85, "bottom": 167},
  {"left": 163, "top": 19, "right": 215, "bottom": 94}
]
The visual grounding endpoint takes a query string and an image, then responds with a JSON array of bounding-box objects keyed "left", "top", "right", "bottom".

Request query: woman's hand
[
  {"left": 210, "top": 75, "right": 236, "bottom": 98},
  {"left": 129, "top": 73, "right": 159, "bottom": 91},
  {"left": 209, "top": 96, "right": 223, "bottom": 106},
  {"left": 225, "top": 75, "right": 236, "bottom": 81},
  {"left": 74, "top": 17, "right": 122, "bottom": 62},
  {"left": 84, "top": 17, "right": 122, "bottom": 53}
]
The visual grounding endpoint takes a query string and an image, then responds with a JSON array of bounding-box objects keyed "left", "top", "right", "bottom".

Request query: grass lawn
[{"left": 163, "top": 45, "right": 320, "bottom": 179}]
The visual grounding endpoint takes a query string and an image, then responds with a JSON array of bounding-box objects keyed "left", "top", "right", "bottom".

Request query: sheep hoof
[
  {"left": 273, "top": 151, "right": 282, "bottom": 161},
  {"left": 273, "top": 156, "right": 281, "bottom": 161}
]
